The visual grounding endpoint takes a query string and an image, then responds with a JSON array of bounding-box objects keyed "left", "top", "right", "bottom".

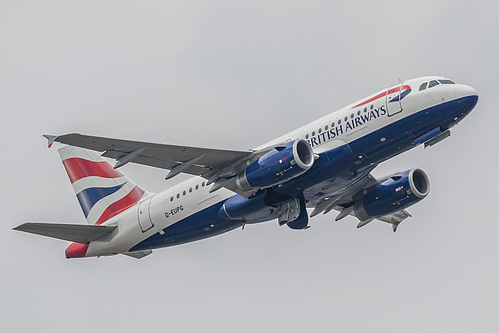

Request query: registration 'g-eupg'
[{"left": 15, "top": 76, "right": 478, "bottom": 259}]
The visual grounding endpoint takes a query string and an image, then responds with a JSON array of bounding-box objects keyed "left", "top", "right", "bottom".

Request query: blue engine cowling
[
  {"left": 218, "top": 192, "right": 278, "bottom": 223},
  {"left": 219, "top": 190, "right": 309, "bottom": 228},
  {"left": 354, "top": 169, "right": 430, "bottom": 220},
  {"left": 236, "top": 139, "right": 314, "bottom": 192}
]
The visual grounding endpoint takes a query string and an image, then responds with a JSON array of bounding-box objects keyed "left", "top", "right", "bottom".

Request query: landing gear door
[
  {"left": 138, "top": 197, "right": 154, "bottom": 232},
  {"left": 277, "top": 198, "right": 301, "bottom": 226},
  {"left": 386, "top": 83, "right": 403, "bottom": 116}
]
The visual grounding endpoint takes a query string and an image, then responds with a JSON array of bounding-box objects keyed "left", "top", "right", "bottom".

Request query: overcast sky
[{"left": 2, "top": 1, "right": 498, "bottom": 332}]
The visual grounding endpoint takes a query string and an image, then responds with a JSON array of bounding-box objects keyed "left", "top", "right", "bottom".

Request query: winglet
[{"left": 43, "top": 134, "right": 58, "bottom": 148}]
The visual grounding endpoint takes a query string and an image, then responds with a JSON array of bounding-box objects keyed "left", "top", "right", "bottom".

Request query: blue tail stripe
[{"left": 76, "top": 184, "right": 125, "bottom": 218}]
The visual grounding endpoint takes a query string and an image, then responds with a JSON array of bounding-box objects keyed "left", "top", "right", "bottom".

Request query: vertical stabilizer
[{"left": 58, "top": 146, "right": 151, "bottom": 225}]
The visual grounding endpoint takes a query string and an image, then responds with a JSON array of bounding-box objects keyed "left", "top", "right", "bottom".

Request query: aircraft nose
[
  {"left": 456, "top": 84, "right": 478, "bottom": 99},
  {"left": 451, "top": 84, "right": 479, "bottom": 119}
]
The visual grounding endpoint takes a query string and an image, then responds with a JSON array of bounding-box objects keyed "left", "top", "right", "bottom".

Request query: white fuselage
[{"left": 85, "top": 76, "right": 478, "bottom": 257}]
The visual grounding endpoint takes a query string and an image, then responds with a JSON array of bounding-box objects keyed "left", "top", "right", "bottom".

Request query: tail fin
[{"left": 59, "top": 146, "right": 151, "bottom": 225}]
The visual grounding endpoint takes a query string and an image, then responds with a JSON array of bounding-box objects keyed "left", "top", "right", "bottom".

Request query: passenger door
[
  {"left": 137, "top": 197, "right": 154, "bottom": 232},
  {"left": 385, "top": 83, "right": 403, "bottom": 116}
]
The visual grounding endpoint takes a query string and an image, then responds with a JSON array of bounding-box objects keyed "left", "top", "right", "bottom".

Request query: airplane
[{"left": 14, "top": 76, "right": 478, "bottom": 259}]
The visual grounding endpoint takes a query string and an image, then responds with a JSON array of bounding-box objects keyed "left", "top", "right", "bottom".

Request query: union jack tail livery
[{"left": 59, "top": 146, "right": 150, "bottom": 225}]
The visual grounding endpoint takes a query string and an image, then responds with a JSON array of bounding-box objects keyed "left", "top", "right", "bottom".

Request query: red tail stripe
[
  {"left": 95, "top": 186, "right": 145, "bottom": 225},
  {"left": 65, "top": 242, "right": 89, "bottom": 258},
  {"left": 352, "top": 85, "right": 411, "bottom": 108},
  {"left": 62, "top": 158, "right": 124, "bottom": 184}
]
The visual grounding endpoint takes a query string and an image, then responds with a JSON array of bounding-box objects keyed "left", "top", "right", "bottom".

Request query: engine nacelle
[
  {"left": 354, "top": 169, "right": 430, "bottom": 220},
  {"left": 236, "top": 139, "right": 314, "bottom": 192},
  {"left": 218, "top": 192, "right": 277, "bottom": 223}
]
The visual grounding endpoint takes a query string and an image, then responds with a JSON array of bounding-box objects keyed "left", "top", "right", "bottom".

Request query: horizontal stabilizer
[{"left": 14, "top": 222, "right": 117, "bottom": 243}]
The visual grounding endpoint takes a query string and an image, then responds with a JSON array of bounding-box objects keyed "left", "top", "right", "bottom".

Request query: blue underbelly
[{"left": 129, "top": 201, "right": 243, "bottom": 252}]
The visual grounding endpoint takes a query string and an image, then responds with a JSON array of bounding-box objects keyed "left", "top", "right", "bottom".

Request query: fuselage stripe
[{"left": 352, "top": 85, "right": 411, "bottom": 108}]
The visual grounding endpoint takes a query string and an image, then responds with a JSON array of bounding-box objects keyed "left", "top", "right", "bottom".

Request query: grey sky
[{"left": 2, "top": 1, "right": 498, "bottom": 332}]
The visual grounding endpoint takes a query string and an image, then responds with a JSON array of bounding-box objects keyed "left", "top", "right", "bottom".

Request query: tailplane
[
  {"left": 59, "top": 146, "right": 151, "bottom": 225},
  {"left": 13, "top": 222, "right": 117, "bottom": 243}
]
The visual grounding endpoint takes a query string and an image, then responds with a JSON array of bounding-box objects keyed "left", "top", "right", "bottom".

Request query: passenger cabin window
[
  {"left": 305, "top": 134, "right": 309, "bottom": 139},
  {"left": 438, "top": 79, "right": 455, "bottom": 85},
  {"left": 428, "top": 80, "right": 440, "bottom": 88},
  {"left": 325, "top": 125, "right": 328, "bottom": 131},
  {"left": 318, "top": 128, "right": 322, "bottom": 134},
  {"left": 419, "top": 82, "right": 428, "bottom": 91}
]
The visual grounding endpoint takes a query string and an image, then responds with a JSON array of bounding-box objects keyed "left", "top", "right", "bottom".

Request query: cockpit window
[
  {"left": 428, "top": 80, "right": 440, "bottom": 88},
  {"left": 438, "top": 79, "right": 455, "bottom": 85},
  {"left": 419, "top": 82, "right": 428, "bottom": 91}
]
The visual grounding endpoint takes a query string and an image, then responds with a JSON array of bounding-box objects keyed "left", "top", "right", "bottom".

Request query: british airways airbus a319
[{"left": 15, "top": 76, "right": 478, "bottom": 259}]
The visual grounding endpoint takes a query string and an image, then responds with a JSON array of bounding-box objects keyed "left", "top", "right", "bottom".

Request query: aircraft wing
[
  {"left": 45, "top": 133, "right": 266, "bottom": 194},
  {"left": 14, "top": 222, "right": 117, "bottom": 243}
]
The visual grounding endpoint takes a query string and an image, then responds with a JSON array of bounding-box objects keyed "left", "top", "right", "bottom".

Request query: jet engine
[
  {"left": 219, "top": 190, "right": 307, "bottom": 227},
  {"left": 236, "top": 139, "right": 314, "bottom": 192},
  {"left": 354, "top": 168, "right": 430, "bottom": 220},
  {"left": 218, "top": 192, "right": 277, "bottom": 223}
]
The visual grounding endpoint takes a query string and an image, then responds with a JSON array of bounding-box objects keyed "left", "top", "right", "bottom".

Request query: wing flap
[
  {"left": 377, "top": 210, "right": 411, "bottom": 224},
  {"left": 14, "top": 222, "right": 117, "bottom": 243}
]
